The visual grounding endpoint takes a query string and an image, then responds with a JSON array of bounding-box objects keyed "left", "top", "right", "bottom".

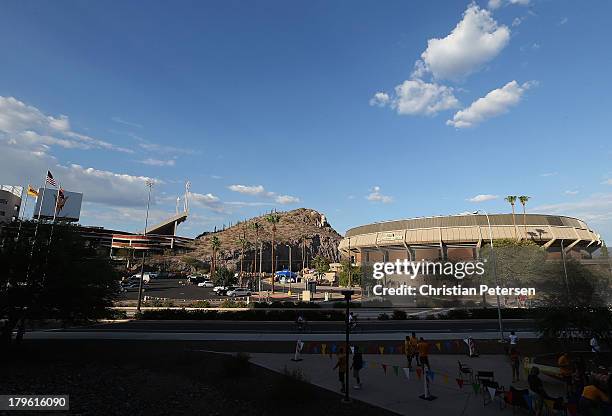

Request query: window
[{"left": 0, "top": 199, "right": 7, "bottom": 204}]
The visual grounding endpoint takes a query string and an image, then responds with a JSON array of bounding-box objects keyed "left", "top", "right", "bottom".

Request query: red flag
[{"left": 456, "top": 378, "right": 464, "bottom": 388}]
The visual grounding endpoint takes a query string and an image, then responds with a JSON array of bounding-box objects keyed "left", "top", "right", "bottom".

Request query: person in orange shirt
[
  {"left": 580, "top": 378, "right": 610, "bottom": 416},
  {"left": 417, "top": 337, "right": 431, "bottom": 370},
  {"left": 405, "top": 332, "right": 419, "bottom": 369},
  {"left": 333, "top": 347, "right": 347, "bottom": 393},
  {"left": 510, "top": 347, "right": 520, "bottom": 382}
]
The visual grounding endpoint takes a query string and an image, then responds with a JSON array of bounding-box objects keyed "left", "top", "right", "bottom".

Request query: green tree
[
  {"left": 250, "top": 221, "right": 261, "bottom": 278},
  {"left": 504, "top": 195, "right": 518, "bottom": 239},
  {"left": 0, "top": 222, "right": 119, "bottom": 346},
  {"left": 479, "top": 238, "right": 547, "bottom": 306},
  {"left": 183, "top": 256, "right": 204, "bottom": 272},
  {"left": 337, "top": 259, "right": 361, "bottom": 287},
  {"left": 265, "top": 212, "right": 280, "bottom": 292},
  {"left": 238, "top": 233, "right": 251, "bottom": 287},
  {"left": 518, "top": 195, "right": 530, "bottom": 237},
  {"left": 312, "top": 255, "right": 330, "bottom": 282},
  {"left": 212, "top": 267, "right": 237, "bottom": 287},
  {"left": 210, "top": 236, "right": 221, "bottom": 280}
]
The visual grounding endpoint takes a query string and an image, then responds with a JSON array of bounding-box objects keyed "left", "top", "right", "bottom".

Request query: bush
[
  {"left": 377, "top": 313, "right": 389, "bottom": 320},
  {"left": 192, "top": 300, "right": 211, "bottom": 308},
  {"left": 220, "top": 299, "right": 245, "bottom": 308},
  {"left": 392, "top": 310, "right": 407, "bottom": 320}
]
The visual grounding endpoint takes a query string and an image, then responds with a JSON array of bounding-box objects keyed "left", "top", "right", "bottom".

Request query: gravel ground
[{"left": 1, "top": 340, "right": 398, "bottom": 416}]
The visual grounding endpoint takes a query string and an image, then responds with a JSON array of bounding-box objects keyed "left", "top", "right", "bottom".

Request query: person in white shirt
[
  {"left": 509, "top": 331, "right": 519, "bottom": 345},
  {"left": 590, "top": 336, "right": 600, "bottom": 353}
]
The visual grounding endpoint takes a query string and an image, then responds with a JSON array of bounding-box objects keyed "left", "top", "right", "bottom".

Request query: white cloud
[
  {"left": 559, "top": 17, "right": 568, "bottom": 25},
  {"left": 540, "top": 172, "right": 558, "bottom": 177},
  {"left": 111, "top": 116, "right": 142, "bottom": 129},
  {"left": 418, "top": 3, "right": 510, "bottom": 81},
  {"left": 227, "top": 184, "right": 299, "bottom": 205},
  {"left": 228, "top": 184, "right": 267, "bottom": 196},
  {"left": 467, "top": 194, "right": 499, "bottom": 202},
  {"left": 512, "top": 17, "right": 523, "bottom": 27},
  {"left": 0, "top": 96, "right": 132, "bottom": 153},
  {"left": 565, "top": 190, "right": 579, "bottom": 195},
  {"left": 190, "top": 192, "right": 225, "bottom": 213},
  {"left": 489, "top": 0, "right": 529, "bottom": 9},
  {"left": 366, "top": 186, "right": 393, "bottom": 203},
  {"left": 391, "top": 79, "right": 460, "bottom": 116},
  {"left": 275, "top": 195, "right": 300, "bottom": 204},
  {"left": 602, "top": 179, "right": 612, "bottom": 185},
  {"left": 369, "top": 92, "right": 390, "bottom": 107},
  {"left": 447, "top": 80, "right": 534, "bottom": 128},
  {"left": 139, "top": 158, "right": 176, "bottom": 167}
]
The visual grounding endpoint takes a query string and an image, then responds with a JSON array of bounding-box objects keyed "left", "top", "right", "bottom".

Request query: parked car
[
  {"left": 197, "top": 281, "right": 214, "bottom": 288},
  {"left": 187, "top": 275, "right": 206, "bottom": 284},
  {"left": 215, "top": 286, "right": 237, "bottom": 296},
  {"left": 226, "top": 287, "right": 252, "bottom": 297}
]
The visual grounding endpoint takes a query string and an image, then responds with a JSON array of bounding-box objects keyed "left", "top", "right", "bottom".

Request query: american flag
[{"left": 46, "top": 170, "right": 58, "bottom": 187}]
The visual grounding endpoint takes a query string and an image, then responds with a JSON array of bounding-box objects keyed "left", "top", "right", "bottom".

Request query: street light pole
[
  {"left": 473, "top": 210, "right": 504, "bottom": 341},
  {"left": 137, "top": 179, "right": 153, "bottom": 313},
  {"left": 341, "top": 289, "right": 354, "bottom": 403}
]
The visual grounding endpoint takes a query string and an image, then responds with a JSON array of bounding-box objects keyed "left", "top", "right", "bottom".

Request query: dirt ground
[{"left": 1, "top": 340, "right": 398, "bottom": 416}]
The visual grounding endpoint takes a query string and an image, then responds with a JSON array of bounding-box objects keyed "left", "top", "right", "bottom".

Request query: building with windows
[{"left": 0, "top": 185, "right": 22, "bottom": 223}]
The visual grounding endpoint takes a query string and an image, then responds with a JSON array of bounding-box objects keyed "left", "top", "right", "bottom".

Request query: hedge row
[{"left": 137, "top": 308, "right": 346, "bottom": 321}]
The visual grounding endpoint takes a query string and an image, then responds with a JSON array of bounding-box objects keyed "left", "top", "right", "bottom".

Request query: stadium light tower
[
  {"left": 137, "top": 179, "right": 154, "bottom": 313},
  {"left": 470, "top": 210, "right": 504, "bottom": 342}
]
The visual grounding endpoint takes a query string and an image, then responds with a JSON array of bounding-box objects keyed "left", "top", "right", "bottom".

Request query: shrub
[
  {"left": 392, "top": 310, "right": 407, "bottom": 320},
  {"left": 192, "top": 300, "right": 211, "bottom": 308},
  {"left": 220, "top": 299, "right": 245, "bottom": 308},
  {"left": 377, "top": 313, "right": 389, "bottom": 320}
]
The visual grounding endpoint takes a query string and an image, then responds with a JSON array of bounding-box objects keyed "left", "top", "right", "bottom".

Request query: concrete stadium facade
[{"left": 339, "top": 213, "right": 602, "bottom": 263}]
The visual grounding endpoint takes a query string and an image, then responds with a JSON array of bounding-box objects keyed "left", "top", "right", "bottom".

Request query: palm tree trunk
[
  {"left": 511, "top": 205, "right": 518, "bottom": 239},
  {"left": 240, "top": 247, "right": 244, "bottom": 287},
  {"left": 271, "top": 231, "right": 275, "bottom": 293},
  {"left": 523, "top": 205, "right": 527, "bottom": 237}
]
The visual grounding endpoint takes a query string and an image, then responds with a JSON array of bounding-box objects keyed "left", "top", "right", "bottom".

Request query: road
[{"left": 58, "top": 318, "right": 536, "bottom": 334}]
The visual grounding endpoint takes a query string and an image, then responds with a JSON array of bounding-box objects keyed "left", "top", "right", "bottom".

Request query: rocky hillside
[{"left": 160, "top": 208, "right": 342, "bottom": 273}]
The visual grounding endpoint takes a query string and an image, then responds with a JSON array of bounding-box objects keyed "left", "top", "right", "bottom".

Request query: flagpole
[
  {"left": 47, "top": 182, "right": 61, "bottom": 246},
  {"left": 33, "top": 172, "right": 48, "bottom": 239},
  {"left": 16, "top": 184, "right": 29, "bottom": 240}
]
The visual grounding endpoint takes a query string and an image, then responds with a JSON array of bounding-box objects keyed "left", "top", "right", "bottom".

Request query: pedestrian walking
[
  {"left": 333, "top": 347, "right": 347, "bottom": 393},
  {"left": 351, "top": 346, "right": 363, "bottom": 389},
  {"left": 510, "top": 347, "right": 521, "bottom": 382},
  {"left": 405, "top": 332, "right": 419, "bottom": 369},
  {"left": 417, "top": 337, "right": 430, "bottom": 370}
]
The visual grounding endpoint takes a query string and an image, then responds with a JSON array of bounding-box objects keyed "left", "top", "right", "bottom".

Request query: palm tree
[
  {"left": 250, "top": 221, "right": 261, "bottom": 285},
  {"left": 265, "top": 212, "right": 281, "bottom": 293},
  {"left": 505, "top": 195, "right": 518, "bottom": 239},
  {"left": 238, "top": 231, "right": 249, "bottom": 286},
  {"left": 519, "top": 195, "right": 530, "bottom": 238},
  {"left": 210, "top": 235, "right": 221, "bottom": 280}
]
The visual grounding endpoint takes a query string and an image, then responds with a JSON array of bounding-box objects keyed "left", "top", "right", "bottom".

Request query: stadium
[{"left": 338, "top": 213, "right": 603, "bottom": 264}]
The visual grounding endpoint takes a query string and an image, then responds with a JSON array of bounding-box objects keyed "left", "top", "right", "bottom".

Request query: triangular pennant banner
[
  {"left": 313, "top": 346, "right": 319, "bottom": 354},
  {"left": 445, "top": 341, "right": 451, "bottom": 351},
  {"left": 472, "top": 382, "right": 480, "bottom": 394},
  {"left": 435, "top": 342, "right": 442, "bottom": 351},
  {"left": 456, "top": 378, "right": 464, "bottom": 388},
  {"left": 443, "top": 374, "right": 449, "bottom": 384},
  {"left": 393, "top": 366, "right": 399, "bottom": 376},
  {"left": 331, "top": 344, "right": 337, "bottom": 353},
  {"left": 426, "top": 370, "right": 435, "bottom": 381},
  {"left": 379, "top": 346, "right": 384, "bottom": 354},
  {"left": 389, "top": 346, "right": 394, "bottom": 354},
  {"left": 416, "top": 368, "right": 422, "bottom": 379},
  {"left": 350, "top": 346, "right": 354, "bottom": 354},
  {"left": 488, "top": 387, "right": 497, "bottom": 399},
  {"left": 402, "top": 367, "right": 410, "bottom": 380},
  {"left": 321, "top": 344, "right": 327, "bottom": 355},
  {"left": 382, "top": 364, "right": 387, "bottom": 374}
]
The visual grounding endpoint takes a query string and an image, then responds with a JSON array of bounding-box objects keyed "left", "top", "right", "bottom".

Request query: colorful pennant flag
[
  {"left": 27, "top": 185, "right": 38, "bottom": 197},
  {"left": 426, "top": 370, "right": 435, "bottom": 382},
  {"left": 472, "top": 383, "right": 480, "bottom": 394},
  {"left": 321, "top": 344, "right": 327, "bottom": 355},
  {"left": 379, "top": 346, "right": 384, "bottom": 355},
  {"left": 435, "top": 342, "right": 442, "bottom": 352},
  {"left": 416, "top": 368, "right": 422, "bottom": 379},
  {"left": 456, "top": 378, "right": 464, "bottom": 389},
  {"left": 488, "top": 387, "right": 497, "bottom": 399},
  {"left": 443, "top": 374, "right": 449, "bottom": 384},
  {"left": 393, "top": 366, "right": 399, "bottom": 376},
  {"left": 381, "top": 364, "right": 387, "bottom": 374},
  {"left": 402, "top": 368, "right": 410, "bottom": 380}
]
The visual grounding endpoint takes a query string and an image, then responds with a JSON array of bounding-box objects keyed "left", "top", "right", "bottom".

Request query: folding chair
[
  {"left": 476, "top": 370, "right": 495, "bottom": 388},
  {"left": 458, "top": 360, "right": 474, "bottom": 383},
  {"left": 482, "top": 379, "right": 505, "bottom": 409},
  {"left": 505, "top": 386, "right": 529, "bottom": 414}
]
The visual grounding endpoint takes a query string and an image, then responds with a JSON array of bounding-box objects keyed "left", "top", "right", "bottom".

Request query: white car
[
  {"left": 197, "top": 281, "right": 214, "bottom": 288},
  {"left": 226, "top": 288, "right": 252, "bottom": 297}
]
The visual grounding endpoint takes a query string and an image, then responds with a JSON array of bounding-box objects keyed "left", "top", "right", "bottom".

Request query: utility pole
[{"left": 137, "top": 179, "right": 153, "bottom": 313}]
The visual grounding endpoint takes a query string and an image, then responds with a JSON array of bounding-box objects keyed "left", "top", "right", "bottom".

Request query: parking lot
[{"left": 118, "top": 279, "right": 223, "bottom": 301}]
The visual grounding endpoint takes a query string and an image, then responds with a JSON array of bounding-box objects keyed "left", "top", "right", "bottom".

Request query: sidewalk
[{"left": 249, "top": 353, "right": 566, "bottom": 416}]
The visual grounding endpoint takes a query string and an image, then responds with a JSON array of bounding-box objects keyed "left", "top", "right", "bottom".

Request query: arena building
[{"left": 339, "top": 213, "right": 602, "bottom": 264}]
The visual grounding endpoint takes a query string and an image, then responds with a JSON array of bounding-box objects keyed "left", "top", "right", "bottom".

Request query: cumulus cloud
[
  {"left": 190, "top": 192, "right": 225, "bottom": 213},
  {"left": 0, "top": 96, "right": 132, "bottom": 153},
  {"left": 392, "top": 79, "right": 460, "bottom": 116},
  {"left": 366, "top": 186, "right": 393, "bottom": 203},
  {"left": 565, "top": 190, "right": 579, "bottom": 195},
  {"left": 467, "top": 194, "right": 499, "bottom": 202},
  {"left": 369, "top": 92, "right": 390, "bottom": 107},
  {"left": 138, "top": 158, "right": 176, "bottom": 167},
  {"left": 488, "top": 0, "right": 529, "bottom": 9},
  {"left": 228, "top": 184, "right": 299, "bottom": 205},
  {"left": 447, "top": 80, "right": 534, "bottom": 128},
  {"left": 417, "top": 3, "right": 510, "bottom": 81}
]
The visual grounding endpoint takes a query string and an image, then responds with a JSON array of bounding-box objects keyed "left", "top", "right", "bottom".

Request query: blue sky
[{"left": 0, "top": 0, "right": 611, "bottom": 241}]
